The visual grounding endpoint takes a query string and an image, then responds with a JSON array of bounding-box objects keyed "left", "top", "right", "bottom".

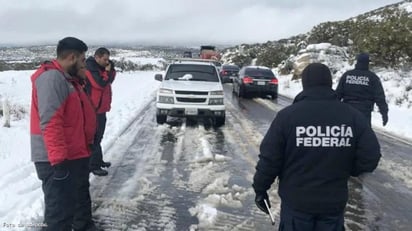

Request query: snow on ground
[
  {"left": 274, "top": 65, "right": 412, "bottom": 142},
  {"left": 109, "top": 48, "right": 165, "bottom": 66},
  {"left": 400, "top": 1, "right": 412, "bottom": 13},
  {"left": 0, "top": 56, "right": 411, "bottom": 229},
  {"left": 0, "top": 68, "right": 161, "bottom": 229}
]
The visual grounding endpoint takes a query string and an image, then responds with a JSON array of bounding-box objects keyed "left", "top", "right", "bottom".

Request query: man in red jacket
[
  {"left": 30, "top": 37, "right": 98, "bottom": 230},
  {"left": 84, "top": 47, "right": 116, "bottom": 176}
]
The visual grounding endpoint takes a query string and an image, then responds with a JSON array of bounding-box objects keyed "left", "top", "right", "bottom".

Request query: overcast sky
[{"left": 0, "top": 0, "right": 402, "bottom": 46}]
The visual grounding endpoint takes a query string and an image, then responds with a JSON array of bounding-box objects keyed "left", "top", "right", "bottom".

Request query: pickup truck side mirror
[{"left": 154, "top": 74, "right": 163, "bottom": 82}]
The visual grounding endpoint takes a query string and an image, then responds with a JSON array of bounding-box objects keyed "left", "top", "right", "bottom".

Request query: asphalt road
[{"left": 89, "top": 83, "right": 412, "bottom": 231}]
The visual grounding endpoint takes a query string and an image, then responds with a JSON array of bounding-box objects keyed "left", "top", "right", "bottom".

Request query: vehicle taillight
[
  {"left": 243, "top": 76, "right": 253, "bottom": 84},
  {"left": 269, "top": 78, "right": 278, "bottom": 84}
]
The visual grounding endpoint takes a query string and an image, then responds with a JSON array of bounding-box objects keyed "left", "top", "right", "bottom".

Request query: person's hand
[
  {"left": 382, "top": 113, "right": 388, "bottom": 126},
  {"left": 53, "top": 160, "right": 69, "bottom": 180},
  {"left": 105, "top": 63, "right": 111, "bottom": 72},
  {"left": 255, "top": 191, "right": 270, "bottom": 214}
]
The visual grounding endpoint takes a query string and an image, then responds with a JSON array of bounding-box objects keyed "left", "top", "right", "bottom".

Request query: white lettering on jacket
[
  {"left": 346, "top": 75, "right": 369, "bottom": 86},
  {"left": 296, "top": 125, "right": 353, "bottom": 147}
]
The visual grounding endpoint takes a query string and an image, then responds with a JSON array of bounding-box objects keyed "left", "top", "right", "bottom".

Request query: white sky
[{"left": 0, "top": 0, "right": 402, "bottom": 46}]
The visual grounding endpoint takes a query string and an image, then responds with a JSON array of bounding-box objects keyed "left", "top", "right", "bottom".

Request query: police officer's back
[
  {"left": 336, "top": 53, "right": 388, "bottom": 127},
  {"left": 253, "top": 63, "right": 381, "bottom": 231}
]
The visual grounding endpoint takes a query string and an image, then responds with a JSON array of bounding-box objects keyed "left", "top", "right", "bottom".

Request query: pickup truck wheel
[
  {"left": 214, "top": 116, "right": 225, "bottom": 127},
  {"left": 156, "top": 114, "right": 167, "bottom": 124}
]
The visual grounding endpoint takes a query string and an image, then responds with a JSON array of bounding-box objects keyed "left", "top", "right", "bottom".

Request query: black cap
[{"left": 301, "top": 63, "right": 332, "bottom": 90}]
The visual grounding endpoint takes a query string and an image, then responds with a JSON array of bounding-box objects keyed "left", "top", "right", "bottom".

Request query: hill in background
[{"left": 222, "top": 0, "right": 412, "bottom": 70}]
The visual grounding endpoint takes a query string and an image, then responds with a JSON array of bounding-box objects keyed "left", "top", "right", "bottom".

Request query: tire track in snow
[{"left": 90, "top": 102, "right": 176, "bottom": 230}]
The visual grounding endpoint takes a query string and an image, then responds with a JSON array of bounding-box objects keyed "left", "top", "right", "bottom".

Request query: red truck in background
[{"left": 200, "top": 45, "right": 221, "bottom": 60}]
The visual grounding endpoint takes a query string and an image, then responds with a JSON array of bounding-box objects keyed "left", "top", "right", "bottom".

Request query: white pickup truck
[{"left": 154, "top": 60, "right": 225, "bottom": 127}]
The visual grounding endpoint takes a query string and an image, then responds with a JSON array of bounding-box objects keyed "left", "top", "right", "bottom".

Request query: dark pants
[
  {"left": 90, "top": 113, "right": 107, "bottom": 169},
  {"left": 35, "top": 158, "right": 92, "bottom": 231},
  {"left": 279, "top": 203, "right": 345, "bottom": 231}
]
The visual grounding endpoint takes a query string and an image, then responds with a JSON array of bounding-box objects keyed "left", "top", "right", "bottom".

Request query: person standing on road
[
  {"left": 84, "top": 47, "right": 116, "bottom": 176},
  {"left": 336, "top": 53, "right": 389, "bottom": 127},
  {"left": 252, "top": 63, "right": 381, "bottom": 231},
  {"left": 30, "top": 37, "right": 98, "bottom": 231}
]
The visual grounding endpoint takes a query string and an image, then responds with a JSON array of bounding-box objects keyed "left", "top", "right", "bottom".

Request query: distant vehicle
[
  {"left": 232, "top": 66, "right": 278, "bottom": 99},
  {"left": 154, "top": 60, "right": 225, "bottom": 127},
  {"left": 220, "top": 64, "right": 240, "bottom": 83},
  {"left": 183, "top": 51, "right": 192, "bottom": 58},
  {"left": 200, "top": 45, "right": 221, "bottom": 61}
]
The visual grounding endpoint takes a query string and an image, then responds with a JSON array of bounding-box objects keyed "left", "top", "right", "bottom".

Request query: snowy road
[
  {"left": 90, "top": 99, "right": 277, "bottom": 230},
  {"left": 89, "top": 84, "right": 412, "bottom": 230}
]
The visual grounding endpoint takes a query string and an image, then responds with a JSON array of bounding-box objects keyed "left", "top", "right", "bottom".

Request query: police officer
[
  {"left": 253, "top": 63, "right": 381, "bottom": 231},
  {"left": 336, "top": 53, "right": 388, "bottom": 127}
]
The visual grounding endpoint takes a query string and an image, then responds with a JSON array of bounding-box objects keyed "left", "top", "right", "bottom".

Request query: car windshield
[
  {"left": 223, "top": 65, "right": 239, "bottom": 71},
  {"left": 165, "top": 64, "right": 219, "bottom": 82}
]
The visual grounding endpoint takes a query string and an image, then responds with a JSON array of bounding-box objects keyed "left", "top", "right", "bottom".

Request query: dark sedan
[
  {"left": 219, "top": 64, "right": 240, "bottom": 83},
  {"left": 232, "top": 66, "right": 278, "bottom": 99}
]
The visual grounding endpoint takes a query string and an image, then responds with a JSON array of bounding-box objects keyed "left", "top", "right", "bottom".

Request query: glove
[
  {"left": 382, "top": 113, "right": 388, "bottom": 126},
  {"left": 255, "top": 191, "right": 270, "bottom": 214},
  {"left": 53, "top": 161, "right": 69, "bottom": 180}
]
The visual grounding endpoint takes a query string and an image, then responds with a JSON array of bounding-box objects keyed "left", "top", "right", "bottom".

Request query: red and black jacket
[
  {"left": 30, "top": 60, "right": 97, "bottom": 165},
  {"left": 84, "top": 57, "right": 116, "bottom": 113}
]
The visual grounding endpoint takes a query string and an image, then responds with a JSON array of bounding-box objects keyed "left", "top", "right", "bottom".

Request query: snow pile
[
  {"left": 400, "top": 1, "right": 412, "bottom": 13},
  {"left": 285, "top": 42, "right": 351, "bottom": 79},
  {"left": 189, "top": 204, "right": 217, "bottom": 229},
  {"left": 189, "top": 175, "right": 250, "bottom": 229}
]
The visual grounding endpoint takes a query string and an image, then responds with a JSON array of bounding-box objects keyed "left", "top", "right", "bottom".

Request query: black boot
[
  {"left": 101, "top": 161, "right": 111, "bottom": 168},
  {"left": 91, "top": 168, "right": 108, "bottom": 176}
]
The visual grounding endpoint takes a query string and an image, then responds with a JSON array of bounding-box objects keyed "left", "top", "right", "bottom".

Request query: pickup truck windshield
[{"left": 165, "top": 64, "right": 219, "bottom": 82}]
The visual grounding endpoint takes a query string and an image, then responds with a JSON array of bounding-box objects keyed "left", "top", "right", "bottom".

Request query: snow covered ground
[
  {"left": 0, "top": 56, "right": 411, "bottom": 229},
  {"left": 274, "top": 68, "right": 412, "bottom": 141}
]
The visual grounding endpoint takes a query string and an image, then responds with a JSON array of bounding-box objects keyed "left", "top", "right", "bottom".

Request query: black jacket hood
[
  {"left": 293, "top": 86, "right": 338, "bottom": 104},
  {"left": 86, "top": 56, "right": 105, "bottom": 71},
  {"left": 355, "top": 62, "right": 369, "bottom": 71}
]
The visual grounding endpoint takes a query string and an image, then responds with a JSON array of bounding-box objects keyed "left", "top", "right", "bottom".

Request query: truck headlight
[
  {"left": 158, "top": 96, "right": 174, "bottom": 104},
  {"left": 209, "top": 98, "right": 224, "bottom": 105},
  {"left": 159, "top": 88, "right": 173, "bottom": 94},
  {"left": 210, "top": 90, "right": 224, "bottom": 95}
]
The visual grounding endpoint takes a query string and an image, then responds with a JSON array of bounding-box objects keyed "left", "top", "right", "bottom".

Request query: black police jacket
[
  {"left": 253, "top": 86, "right": 381, "bottom": 214},
  {"left": 336, "top": 63, "right": 388, "bottom": 114}
]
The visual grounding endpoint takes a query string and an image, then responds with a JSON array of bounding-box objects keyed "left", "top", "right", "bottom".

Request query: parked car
[
  {"left": 232, "top": 66, "right": 278, "bottom": 99},
  {"left": 220, "top": 64, "right": 240, "bottom": 83},
  {"left": 154, "top": 60, "right": 225, "bottom": 126}
]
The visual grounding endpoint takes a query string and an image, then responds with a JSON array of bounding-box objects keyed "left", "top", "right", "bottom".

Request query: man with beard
[
  {"left": 30, "top": 37, "right": 98, "bottom": 231},
  {"left": 84, "top": 47, "right": 116, "bottom": 176}
]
